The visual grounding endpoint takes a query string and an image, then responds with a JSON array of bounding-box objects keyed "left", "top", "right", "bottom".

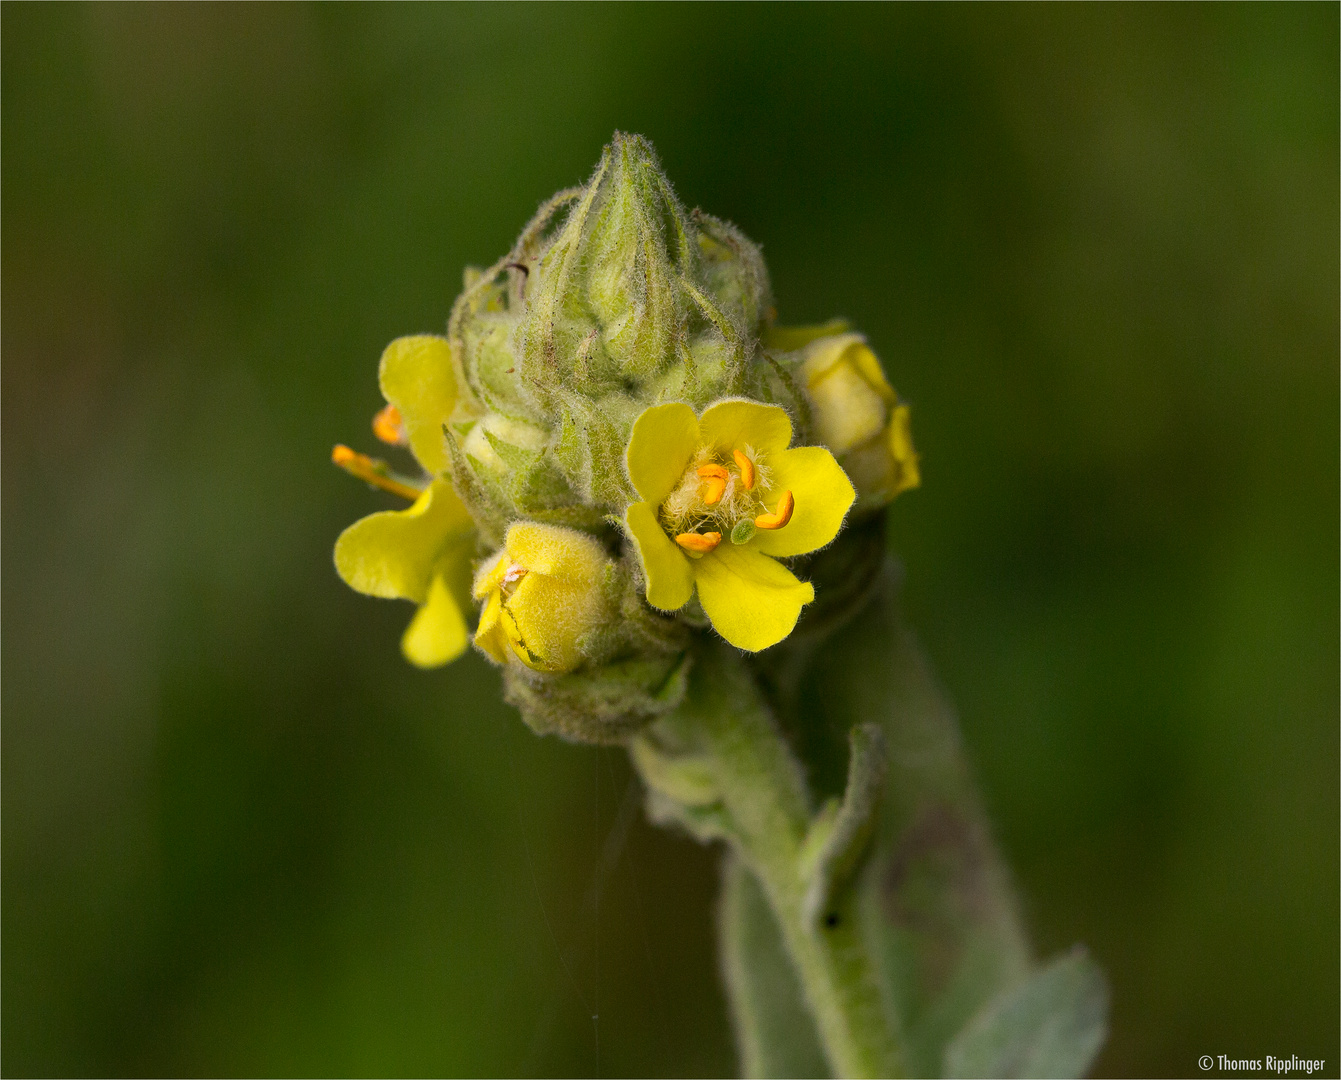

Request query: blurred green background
[{"left": 3, "top": 4, "right": 1336, "bottom": 1077}]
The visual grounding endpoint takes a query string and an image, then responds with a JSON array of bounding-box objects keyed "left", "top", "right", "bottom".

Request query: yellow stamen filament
[
  {"left": 697, "top": 463, "right": 729, "bottom": 505},
  {"left": 675, "top": 531, "right": 722, "bottom": 554},
  {"left": 372, "top": 403, "right": 408, "bottom": 446},
  {"left": 732, "top": 449, "right": 756, "bottom": 490},
  {"left": 331, "top": 444, "right": 424, "bottom": 501},
  {"left": 754, "top": 490, "right": 795, "bottom": 530}
]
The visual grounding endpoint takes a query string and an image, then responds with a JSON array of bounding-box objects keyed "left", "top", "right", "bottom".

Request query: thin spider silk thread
[{"left": 507, "top": 745, "right": 591, "bottom": 1021}]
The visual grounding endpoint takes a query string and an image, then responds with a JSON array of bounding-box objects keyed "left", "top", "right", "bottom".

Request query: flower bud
[
  {"left": 797, "top": 333, "right": 920, "bottom": 510},
  {"left": 445, "top": 134, "right": 778, "bottom": 519},
  {"left": 472, "top": 521, "right": 612, "bottom": 673}
]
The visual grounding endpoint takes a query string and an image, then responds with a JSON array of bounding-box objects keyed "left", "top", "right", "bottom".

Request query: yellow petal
[
  {"left": 886, "top": 403, "right": 921, "bottom": 494},
  {"left": 840, "top": 402, "right": 921, "bottom": 507},
  {"left": 473, "top": 591, "right": 510, "bottom": 664},
  {"left": 503, "top": 521, "right": 609, "bottom": 581},
  {"left": 625, "top": 501, "right": 694, "bottom": 611},
  {"left": 401, "top": 574, "right": 469, "bottom": 668},
  {"left": 699, "top": 399, "right": 793, "bottom": 457},
  {"left": 334, "top": 479, "right": 473, "bottom": 602},
  {"left": 472, "top": 549, "right": 509, "bottom": 601},
  {"left": 694, "top": 544, "right": 814, "bottom": 652},
  {"left": 507, "top": 574, "right": 599, "bottom": 672},
  {"left": 848, "top": 342, "right": 897, "bottom": 405},
  {"left": 805, "top": 358, "right": 888, "bottom": 455},
  {"left": 763, "top": 319, "right": 852, "bottom": 352},
  {"left": 625, "top": 403, "right": 700, "bottom": 504},
  {"left": 799, "top": 335, "right": 895, "bottom": 402},
  {"left": 751, "top": 446, "right": 855, "bottom": 558},
  {"left": 378, "top": 335, "right": 457, "bottom": 475}
]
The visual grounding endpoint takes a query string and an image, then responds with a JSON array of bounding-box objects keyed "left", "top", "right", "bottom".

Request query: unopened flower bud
[
  {"left": 472, "top": 522, "right": 612, "bottom": 673},
  {"left": 797, "top": 333, "right": 920, "bottom": 510}
]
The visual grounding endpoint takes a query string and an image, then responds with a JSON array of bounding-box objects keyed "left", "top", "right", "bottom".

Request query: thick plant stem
[{"left": 633, "top": 644, "right": 903, "bottom": 1079}]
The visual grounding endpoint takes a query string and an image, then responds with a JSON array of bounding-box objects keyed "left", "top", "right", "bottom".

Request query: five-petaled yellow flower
[
  {"left": 333, "top": 335, "right": 476, "bottom": 668},
  {"left": 473, "top": 522, "right": 610, "bottom": 673},
  {"left": 623, "top": 400, "right": 855, "bottom": 652}
]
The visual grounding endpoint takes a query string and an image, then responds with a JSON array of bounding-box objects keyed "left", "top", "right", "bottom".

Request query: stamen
[
  {"left": 372, "top": 403, "right": 408, "bottom": 446},
  {"left": 754, "top": 490, "right": 795, "bottom": 530},
  {"left": 675, "top": 531, "right": 722, "bottom": 554},
  {"left": 332, "top": 444, "right": 424, "bottom": 501},
  {"left": 502, "top": 564, "right": 527, "bottom": 586},
  {"left": 697, "top": 463, "right": 729, "bottom": 506},
  {"left": 732, "top": 449, "right": 756, "bottom": 490}
]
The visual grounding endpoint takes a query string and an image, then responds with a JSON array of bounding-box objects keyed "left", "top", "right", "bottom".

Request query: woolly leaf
[{"left": 944, "top": 948, "right": 1109, "bottom": 1079}]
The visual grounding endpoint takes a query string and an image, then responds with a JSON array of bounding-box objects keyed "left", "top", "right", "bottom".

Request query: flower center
[
  {"left": 658, "top": 446, "right": 793, "bottom": 556},
  {"left": 499, "top": 562, "right": 528, "bottom": 598}
]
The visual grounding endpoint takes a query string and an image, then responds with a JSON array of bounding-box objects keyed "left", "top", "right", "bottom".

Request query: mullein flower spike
[
  {"left": 319, "top": 134, "right": 1043, "bottom": 1080},
  {"left": 331, "top": 133, "right": 915, "bottom": 725}
]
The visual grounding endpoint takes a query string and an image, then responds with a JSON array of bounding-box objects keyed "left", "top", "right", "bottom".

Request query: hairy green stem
[{"left": 633, "top": 644, "right": 902, "bottom": 1078}]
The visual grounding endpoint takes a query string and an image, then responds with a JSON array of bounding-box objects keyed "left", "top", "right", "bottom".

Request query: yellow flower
[
  {"left": 473, "top": 522, "right": 610, "bottom": 673},
  {"left": 796, "top": 333, "right": 920, "bottom": 508},
  {"left": 623, "top": 400, "right": 855, "bottom": 652},
  {"left": 335, "top": 478, "right": 475, "bottom": 667},
  {"left": 333, "top": 335, "right": 477, "bottom": 668}
]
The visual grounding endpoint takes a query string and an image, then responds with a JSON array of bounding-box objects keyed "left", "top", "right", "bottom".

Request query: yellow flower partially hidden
[
  {"left": 376, "top": 334, "right": 462, "bottom": 476},
  {"left": 333, "top": 334, "right": 478, "bottom": 668},
  {"left": 795, "top": 332, "right": 920, "bottom": 509},
  {"left": 334, "top": 479, "right": 476, "bottom": 668},
  {"left": 623, "top": 400, "right": 855, "bottom": 652},
  {"left": 473, "top": 522, "right": 610, "bottom": 673}
]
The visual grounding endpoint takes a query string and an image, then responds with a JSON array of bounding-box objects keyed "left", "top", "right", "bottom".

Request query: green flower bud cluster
[
  {"left": 447, "top": 132, "right": 775, "bottom": 531},
  {"left": 333, "top": 133, "right": 918, "bottom": 743}
]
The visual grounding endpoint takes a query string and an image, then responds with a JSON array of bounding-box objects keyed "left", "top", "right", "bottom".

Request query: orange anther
[
  {"left": 732, "top": 449, "right": 756, "bottom": 490},
  {"left": 675, "top": 531, "right": 722, "bottom": 554},
  {"left": 698, "top": 463, "right": 729, "bottom": 505},
  {"left": 331, "top": 444, "right": 424, "bottom": 501},
  {"left": 372, "top": 403, "right": 408, "bottom": 446},
  {"left": 754, "top": 490, "right": 794, "bottom": 530}
]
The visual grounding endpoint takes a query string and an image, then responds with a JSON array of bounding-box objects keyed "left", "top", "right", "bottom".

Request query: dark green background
[{"left": 4, "top": 4, "right": 1336, "bottom": 1077}]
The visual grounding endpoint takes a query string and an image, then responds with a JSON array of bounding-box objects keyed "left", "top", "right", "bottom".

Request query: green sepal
[
  {"left": 441, "top": 424, "right": 508, "bottom": 547},
  {"left": 553, "top": 390, "right": 638, "bottom": 508},
  {"left": 693, "top": 210, "right": 773, "bottom": 340},
  {"left": 502, "top": 652, "right": 690, "bottom": 745},
  {"left": 482, "top": 426, "right": 543, "bottom": 473},
  {"left": 464, "top": 312, "right": 530, "bottom": 417}
]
